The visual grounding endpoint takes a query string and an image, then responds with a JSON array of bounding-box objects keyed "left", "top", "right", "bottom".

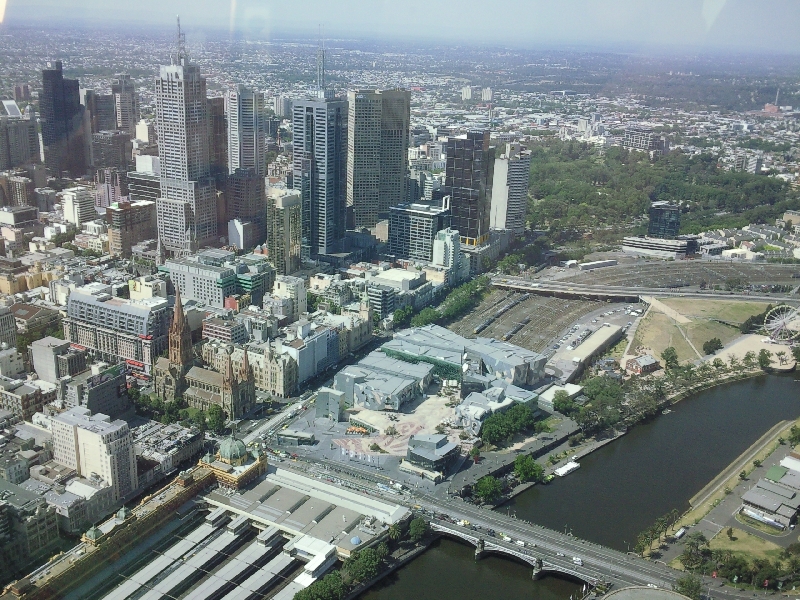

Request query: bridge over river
[{"left": 413, "top": 493, "right": 762, "bottom": 599}]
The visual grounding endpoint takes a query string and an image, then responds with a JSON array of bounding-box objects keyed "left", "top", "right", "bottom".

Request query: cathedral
[{"left": 153, "top": 285, "right": 256, "bottom": 419}]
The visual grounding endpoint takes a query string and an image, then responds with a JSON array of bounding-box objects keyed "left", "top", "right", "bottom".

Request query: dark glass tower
[
  {"left": 445, "top": 130, "right": 495, "bottom": 246},
  {"left": 648, "top": 201, "right": 680, "bottom": 239},
  {"left": 40, "top": 61, "right": 86, "bottom": 177}
]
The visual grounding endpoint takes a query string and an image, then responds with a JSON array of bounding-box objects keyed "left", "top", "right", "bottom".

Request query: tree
[
  {"left": 469, "top": 446, "right": 481, "bottom": 464},
  {"left": 375, "top": 541, "right": 389, "bottom": 560},
  {"left": 552, "top": 390, "right": 575, "bottom": 415},
  {"left": 392, "top": 306, "right": 414, "bottom": 329},
  {"left": 702, "top": 337, "right": 724, "bottom": 355},
  {"left": 294, "top": 571, "right": 345, "bottom": 600},
  {"left": 514, "top": 454, "right": 544, "bottom": 483},
  {"left": 753, "top": 459, "right": 762, "bottom": 468},
  {"left": 739, "top": 470, "right": 747, "bottom": 480},
  {"left": 207, "top": 404, "right": 226, "bottom": 434},
  {"left": 727, "top": 527, "right": 734, "bottom": 540},
  {"left": 661, "top": 347, "right": 679, "bottom": 370},
  {"left": 679, "top": 532, "right": 709, "bottom": 571},
  {"left": 388, "top": 524, "right": 402, "bottom": 542},
  {"left": 758, "top": 348, "right": 773, "bottom": 370},
  {"left": 673, "top": 573, "right": 703, "bottom": 600},
  {"left": 473, "top": 476, "right": 503, "bottom": 503},
  {"left": 743, "top": 351, "right": 757, "bottom": 369},
  {"left": 410, "top": 307, "right": 440, "bottom": 327},
  {"left": 712, "top": 357, "right": 726, "bottom": 371},
  {"left": 409, "top": 517, "right": 429, "bottom": 543}
]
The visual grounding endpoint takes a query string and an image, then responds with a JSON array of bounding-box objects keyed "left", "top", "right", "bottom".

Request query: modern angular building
[
  {"left": 647, "top": 201, "right": 681, "bottom": 239},
  {"left": 346, "top": 89, "right": 410, "bottom": 228},
  {"left": 154, "top": 23, "right": 217, "bottom": 253},
  {"left": 445, "top": 130, "right": 495, "bottom": 246},
  {"left": 388, "top": 202, "right": 450, "bottom": 262},
  {"left": 40, "top": 61, "right": 86, "bottom": 177},
  {"left": 490, "top": 142, "right": 531, "bottom": 235}
]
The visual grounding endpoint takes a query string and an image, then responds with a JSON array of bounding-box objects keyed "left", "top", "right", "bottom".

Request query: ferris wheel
[{"left": 764, "top": 305, "right": 800, "bottom": 342}]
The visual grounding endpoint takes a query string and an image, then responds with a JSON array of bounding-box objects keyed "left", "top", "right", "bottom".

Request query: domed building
[
  {"left": 218, "top": 436, "right": 248, "bottom": 467},
  {"left": 199, "top": 433, "right": 268, "bottom": 489}
]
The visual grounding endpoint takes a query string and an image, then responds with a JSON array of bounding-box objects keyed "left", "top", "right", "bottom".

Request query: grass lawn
[
  {"left": 183, "top": 407, "right": 204, "bottom": 420},
  {"left": 632, "top": 311, "right": 697, "bottom": 363},
  {"left": 660, "top": 298, "right": 771, "bottom": 325},
  {"left": 710, "top": 527, "right": 784, "bottom": 562},
  {"left": 686, "top": 320, "right": 742, "bottom": 353}
]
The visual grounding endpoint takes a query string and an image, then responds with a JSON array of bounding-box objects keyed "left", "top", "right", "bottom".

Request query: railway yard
[
  {"left": 549, "top": 260, "right": 800, "bottom": 290},
  {"left": 448, "top": 289, "right": 601, "bottom": 354}
]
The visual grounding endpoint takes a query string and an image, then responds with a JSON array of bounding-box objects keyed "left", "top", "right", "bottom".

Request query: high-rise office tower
[
  {"left": 266, "top": 187, "right": 302, "bottom": 275},
  {"left": 226, "top": 167, "right": 265, "bottom": 245},
  {"left": 41, "top": 61, "right": 86, "bottom": 177},
  {"left": 80, "top": 89, "right": 116, "bottom": 134},
  {"left": 445, "top": 130, "right": 494, "bottom": 246},
  {"left": 388, "top": 202, "right": 450, "bottom": 262},
  {"left": 346, "top": 89, "right": 410, "bottom": 229},
  {"left": 273, "top": 96, "right": 292, "bottom": 117},
  {"left": 208, "top": 97, "right": 227, "bottom": 177},
  {"left": 111, "top": 74, "right": 139, "bottom": 137},
  {"left": 91, "top": 130, "right": 132, "bottom": 170},
  {"left": 490, "top": 142, "right": 531, "bottom": 235},
  {"left": 95, "top": 168, "right": 128, "bottom": 209},
  {"left": 292, "top": 59, "right": 348, "bottom": 258},
  {"left": 0, "top": 100, "right": 40, "bottom": 170},
  {"left": 226, "top": 86, "right": 266, "bottom": 176},
  {"left": 155, "top": 19, "right": 217, "bottom": 254}
]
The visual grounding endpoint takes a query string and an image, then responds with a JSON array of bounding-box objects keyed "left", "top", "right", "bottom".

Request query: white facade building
[
  {"left": 490, "top": 143, "right": 531, "bottom": 235},
  {"left": 272, "top": 275, "right": 307, "bottom": 321},
  {"left": 61, "top": 187, "right": 95, "bottom": 226},
  {"left": 51, "top": 407, "right": 138, "bottom": 502}
]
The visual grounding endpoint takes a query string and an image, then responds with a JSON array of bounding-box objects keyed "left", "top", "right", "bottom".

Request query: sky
[{"left": 4, "top": 0, "right": 800, "bottom": 54}]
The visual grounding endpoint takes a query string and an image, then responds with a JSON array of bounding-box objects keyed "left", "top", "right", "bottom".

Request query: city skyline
[{"left": 3, "top": 0, "right": 800, "bottom": 55}]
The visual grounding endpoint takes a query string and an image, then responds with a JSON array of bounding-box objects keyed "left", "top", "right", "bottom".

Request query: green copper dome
[{"left": 218, "top": 436, "right": 247, "bottom": 462}]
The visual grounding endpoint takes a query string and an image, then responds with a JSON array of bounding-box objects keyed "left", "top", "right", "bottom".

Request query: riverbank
[{"left": 345, "top": 537, "right": 438, "bottom": 600}]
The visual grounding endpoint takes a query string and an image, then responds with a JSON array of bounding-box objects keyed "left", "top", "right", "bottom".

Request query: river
[{"left": 362, "top": 374, "right": 800, "bottom": 599}]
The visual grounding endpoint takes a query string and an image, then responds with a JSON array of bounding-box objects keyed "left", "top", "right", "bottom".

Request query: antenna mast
[
  {"left": 316, "top": 25, "right": 326, "bottom": 93},
  {"left": 173, "top": 15, "right": 188, "bottom": 65}
]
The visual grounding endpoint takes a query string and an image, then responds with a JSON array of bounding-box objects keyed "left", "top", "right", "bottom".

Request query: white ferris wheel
[{"left": 763, "top": 305, "right": 800, "bottom": 342}]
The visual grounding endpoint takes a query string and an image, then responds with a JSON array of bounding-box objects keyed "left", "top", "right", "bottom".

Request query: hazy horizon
[{"left": 4, "top": 0, "right": 800, "bottom": 56}]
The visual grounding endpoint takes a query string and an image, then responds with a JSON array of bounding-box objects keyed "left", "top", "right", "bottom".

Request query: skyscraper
[
  {"left": 445, "top": 130, "right": 495, "bottom": 246},
  {"left": 80, "top": 89, "right": 116, "bottom": 134},
  {"left": 226, "top": 86, "right": 266, "bottom": 176},
  {"left": 346, "top": 89, "right": 410, "bottom": 229},
  {"left": 266, "top": 187, "right": 302, "bottom": 275},
  {"left": 155, "top": 19, "right": 217, "bottom": 254},
  {"left": 490, "top": 142, "right": 531, "bottom": 235},
  {"left": 0, "top": 100, "right": 40, "bottom": 170},
  {"left": 292, "top": 51, "right": 348, "bottom": 260},
  {"left": 40, "top": 61, "right": 86, "bottom": 177},
  {"left": 226, "top": 167, "right": 265, "bottom": 246},
  {"left": 111, "top": 74, "right": 140, "bottom": 137}
]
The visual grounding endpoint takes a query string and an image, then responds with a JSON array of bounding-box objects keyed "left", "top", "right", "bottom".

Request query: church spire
[
  {"left": 168, "top": 284, "right": 193, "bottom": 367},
  {"left": 222, "top": 351, "right": 237, "bottom": 391},
  {"left": 239, "top": 347, "right": 253, "bottom": 383}
]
